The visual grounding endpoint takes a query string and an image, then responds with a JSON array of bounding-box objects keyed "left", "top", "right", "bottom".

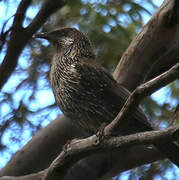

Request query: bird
[{"left": 34, "top": 27, "right": 179, "bottom": 166}]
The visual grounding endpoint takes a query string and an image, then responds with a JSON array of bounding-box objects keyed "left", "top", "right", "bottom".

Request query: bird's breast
[{"left": 50, "top": 60, "right": 82, "bottom": 114}]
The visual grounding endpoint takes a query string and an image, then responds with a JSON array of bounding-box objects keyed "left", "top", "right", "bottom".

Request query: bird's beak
[{"left": 33, "top": 32, "right": 50, "bottom": 40}]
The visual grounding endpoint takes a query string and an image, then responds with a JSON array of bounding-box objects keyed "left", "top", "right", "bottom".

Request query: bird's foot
[
  {"left": 93, "top": 123, "right": 106, "bottom": 146},
  {"left": 62, "top": 139, "right": 72, "bottom": 153}
]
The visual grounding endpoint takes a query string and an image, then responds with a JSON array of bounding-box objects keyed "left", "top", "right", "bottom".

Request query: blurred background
[{"left": 0, "top": 0, "right": 179, "bottom": 179}]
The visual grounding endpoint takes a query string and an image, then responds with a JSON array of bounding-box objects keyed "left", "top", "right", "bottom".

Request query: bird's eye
[
  {"left": 60, "top": 31, "right": 67, "bottom": 37},
  {"left": 61, "top": 32, "right": 65, "bottom": 36}
]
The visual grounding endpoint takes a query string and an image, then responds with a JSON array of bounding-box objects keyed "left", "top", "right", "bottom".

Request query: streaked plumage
[{"left": 34, "top": 28, "right": 179, "bottom": 166}]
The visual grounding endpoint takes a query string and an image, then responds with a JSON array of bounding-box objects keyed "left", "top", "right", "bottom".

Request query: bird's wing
[{"left": 74, "top": 61, "right": 153, "bottom": 133}]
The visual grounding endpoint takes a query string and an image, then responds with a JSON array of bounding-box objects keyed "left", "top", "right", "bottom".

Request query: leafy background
[{"left": 0, "top": 0, "right": 179, "bottom": 179}]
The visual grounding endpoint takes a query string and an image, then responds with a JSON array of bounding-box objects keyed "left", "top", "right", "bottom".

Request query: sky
[{"left": 1, "top": 0, "right": 179, "bottom": 178}]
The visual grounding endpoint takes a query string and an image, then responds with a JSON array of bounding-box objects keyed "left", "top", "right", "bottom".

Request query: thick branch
[
  {"left": 0, "top": 115, "right": 84, "bottom": 176},
  {"left": 114, "top": 0, "right": 179, "bottom": 91},
  {"left": 0, "top": 171, "right": 44, "bottom": 180}
]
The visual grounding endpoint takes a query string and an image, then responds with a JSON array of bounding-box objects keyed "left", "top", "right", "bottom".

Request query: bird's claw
[
  {"left": 93, "top": 123, "right": 106, "bottom": 146},
  {"left": 62, "top": 139, "right": 72, "bottom": 153}
]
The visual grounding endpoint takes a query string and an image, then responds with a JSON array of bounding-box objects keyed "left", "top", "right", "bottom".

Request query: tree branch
[
  {"left": 13, "top": 0, "right": 32, "bottom": 27},
  {"left": 43, "top": 64, "right": 179, "bottom": 180},
  {"left": 105, "top": 63, "right": 179, "bottom": 135},
  {"left": 44, "top": 126, "right": 179, "bottom": 180},
  {"left": 26, "top": 0, "right": 66, "bottom": 34},
  {"left": 0, "top": 115, "right": 85, "bottom": 176},
  {"left": 114, "top": 0, "right": 179, "bottom": 91},
  {"left": 1, "top": 125, "right": 179, "bottom": 180},
  {"left": 0, "top": 171, "right": 45, "bottom": 180},
  {"left": 0, "top": 0, "right": 66, "bottom": 89}
]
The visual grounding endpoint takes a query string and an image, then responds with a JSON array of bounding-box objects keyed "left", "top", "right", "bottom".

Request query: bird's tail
[
  {"left": 134, "top": 107, "right": 179, "bottom": 167},
  {"left": 154, "top": 141, "right": 179, "bottom": 166},
  {"left": 115, "top": 84, "right": 179, "bottom": 167}
]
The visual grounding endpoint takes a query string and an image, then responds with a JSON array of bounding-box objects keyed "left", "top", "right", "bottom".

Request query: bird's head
[{"left": 33, "top": 28, "right": 95, "bottom": 58}]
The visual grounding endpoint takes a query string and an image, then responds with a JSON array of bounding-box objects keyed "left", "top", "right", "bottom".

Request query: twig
[{"left": 105, "top": 63, "right": 179, "bottom": 135}]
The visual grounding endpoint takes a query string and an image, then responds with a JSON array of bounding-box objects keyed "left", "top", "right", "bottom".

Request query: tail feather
[
  {"left": 113, "top": 84, "right": 179, "bottom": 167},
  {"left": 155, "top": 142, "right": 179, "bottom": 166}
]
